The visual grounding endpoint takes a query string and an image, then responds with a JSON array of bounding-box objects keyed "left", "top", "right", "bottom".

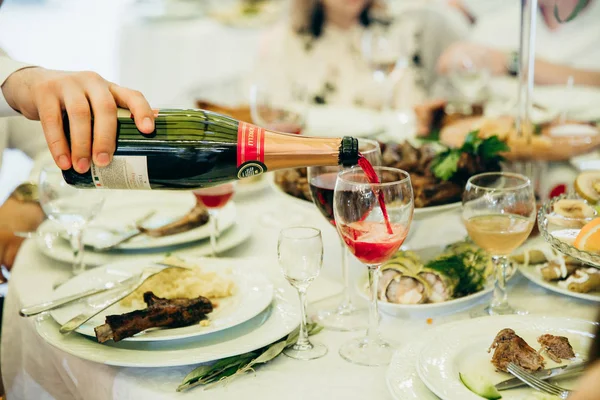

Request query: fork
[{"left": 507, "top": 363, "right": 573, "bottom": 399}]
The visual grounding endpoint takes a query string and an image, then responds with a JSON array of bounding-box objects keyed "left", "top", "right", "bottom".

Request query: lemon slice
[{"left": 574, "top": 171, "right": 600, "bottom": 203}]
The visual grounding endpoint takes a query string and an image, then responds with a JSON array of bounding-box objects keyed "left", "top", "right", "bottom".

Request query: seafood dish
[{"left": 377, "top": 241, "right": 493, "bottom": 305}]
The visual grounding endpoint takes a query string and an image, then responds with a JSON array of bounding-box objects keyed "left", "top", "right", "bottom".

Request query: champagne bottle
[{"left": 62, "top": 109, "right": 359, "bottom": 190}]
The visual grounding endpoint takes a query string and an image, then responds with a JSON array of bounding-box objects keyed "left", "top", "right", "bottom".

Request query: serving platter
[
  {"left": 50, "top": 257, "right": 274, "bottom": 342},
  {"left": 519, "top": 263, "right": 600, "bottom": 303},
  {"left": 417, "top": 315, "right": 596, "bottom": 400},
  {"left": 35, "top": 258, "right": 300, "bottom": 368}
]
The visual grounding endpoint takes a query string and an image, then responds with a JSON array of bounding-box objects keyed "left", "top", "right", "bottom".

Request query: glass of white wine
[{"left": 462, "top": 172, "right": 535, "bottom": 316}]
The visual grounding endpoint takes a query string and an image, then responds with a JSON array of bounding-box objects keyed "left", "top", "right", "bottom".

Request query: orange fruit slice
[{"left": 574, "top": 218, "right": 600, "bottom": 252}]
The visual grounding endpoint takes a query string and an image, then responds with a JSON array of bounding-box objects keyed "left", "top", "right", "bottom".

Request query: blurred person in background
[
  {"left": 437, "top": 0, "right": 600, "bottom": 86},
  {"left": 251, "top": 0, "right": 466, "bottom": 110}
]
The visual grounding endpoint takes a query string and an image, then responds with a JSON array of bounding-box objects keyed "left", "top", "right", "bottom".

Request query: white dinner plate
[
  {"left": 235, "top": 175, "right": 270, "bottom": 197},
  {"left": 417, "top": 315, "right": 596, "bottom": 400},
  {"left": 519, "top": 264, "right": 600, "bottom": 303},
  {"left": 35, "top": 259, "right": 300, "bottom": 367},
  {"left": 357, "top": 245, "right": 492, "bottom": 318},
  {"left": 35, "top": 221, "right": 251, "bottom": 267},
  {"left": 50, "top": 257, "right": 274, "bottom": 342},
  {"left": 304, "top": 105, "right": 385, "bottom": 138},
  {"left": 82, "top": 194, "right": 236, "bottom": 250}
]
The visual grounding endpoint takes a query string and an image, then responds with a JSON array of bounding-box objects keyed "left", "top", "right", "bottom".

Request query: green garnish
[{"left": 430, "top": 130, "right": 509, "bottom": 181}]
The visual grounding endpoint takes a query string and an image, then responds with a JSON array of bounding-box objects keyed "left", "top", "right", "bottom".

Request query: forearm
[
  {"left": 534, "top": 59, "right": 600, "bottom": 86},
  {"left": 0, "top": 56, "right": 35, "bottom": 116}
]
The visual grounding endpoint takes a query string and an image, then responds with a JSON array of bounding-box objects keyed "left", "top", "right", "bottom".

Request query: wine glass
[
  {"left": 193, "top": 182, "right": 236, "bottom": 257},
  {"left": 250, "top": 80, "right": 308, "bottom": 135},
  {"left": 38, "top": 165, "right": 106, "bottom": 276},
  {"left": 307, "top": 139, "right": 382, "bottom": 331},
  {"left": 445, "top": 47, "right": 491, "bottom": 115},
  {"left": 334, "top": 167, "right": 414, "bottom": 366},
  {"left": 462, "top": 172, "right": 535, "bottom": 316},
  {"left": 277, "top": 226, "right": 328, "bottom": 360}
]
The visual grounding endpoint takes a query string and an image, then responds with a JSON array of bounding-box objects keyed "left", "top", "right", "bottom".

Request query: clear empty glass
[
  {"left": 278, "top": 227, "right": 327, "bottom": 360},
  {"left": 462, "top": 172, "right": 535, "bottom": 316},
  {"left": 193, "top": 182, "right": 236, "bottom": 257},
  {"left": 307, "top": 139, "right": 382, "bottom": 331},
  {"left": 39, "top": 165, "right": 105, "bottom": 275},
  {"left": 445, "top": 47, "right": 491, "bottom": 115}
]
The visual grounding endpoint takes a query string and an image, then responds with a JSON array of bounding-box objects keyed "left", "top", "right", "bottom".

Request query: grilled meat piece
[
  {"left": 137, "top": 203, "right": 209, "bottom": 237},
  {"left": 488, "top": 328, "right": 545, "bottom": 372},
  {"left": 537, "top": 334, "right": 575, "bottom": 363},
  {"left": 95, "top": 291, "right": 213, "bottom": 343}
]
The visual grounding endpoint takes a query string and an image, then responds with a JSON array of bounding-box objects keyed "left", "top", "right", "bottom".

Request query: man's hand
[
  {"left": 0, "top": 231, "right": 25, "bottom": 280},
  {"left": 1, "top": 67, "right": 155, "bottom": 173}
]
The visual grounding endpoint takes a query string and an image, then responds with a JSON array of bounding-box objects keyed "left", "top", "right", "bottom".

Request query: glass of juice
[
  {"left": 334, "top": 166, "right": 414, "bottom": 366},
  {"left": 462, "top": 172, "right": 536, "bottom": 316},
  {"left": 193, "top": 182, "right": 236, "bottom": 257}
]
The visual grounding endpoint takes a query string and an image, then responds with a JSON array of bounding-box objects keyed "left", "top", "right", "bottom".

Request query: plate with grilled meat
[
  {"left": 358, "top": 241, "right": 496, "bottom": 318},
  {"left": 417, "top": 315, "right": 595, "bottom": 400},
  {"left": 514, "top": 245, "right": 600, "bottom": 303},
  {"left": 49, "top": 257, "right": 273, "bottom": 342},
  {"left": 78, "top": 191, "right": 236, "bottom": 251},
  {"left": 272, "top": 135, "right": 505, "bottom": 220}
]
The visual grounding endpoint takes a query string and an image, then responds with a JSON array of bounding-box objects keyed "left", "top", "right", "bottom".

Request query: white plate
[
  {"left": 417, "top": 315, "right": 596, "bottom": 400},
  {"left": 35, "top": 269, "right": 300, "bottom": 367},
  {"left": 519, "top": 264, "right": 600, "bottom": 303},
  {"left": 304, "top": 105, "right": 385, "bottom": 138},
  {"left": 268, "top": 173, "right": 315, "bottom": 210},
  {"left": 357, "top": 245, "right": 492, "bottom": 318},
  {"left": 50, "top": 258, "right": 274, "bottom": 342},
  {"left": 83, "top": 195, "right": 235, "bottom": 250},
  {"left": 36, "top": 221, "right": 251, "bottom": 267},
  {"left": 235, "top": 175, "right": 270, "bottom": 197}
]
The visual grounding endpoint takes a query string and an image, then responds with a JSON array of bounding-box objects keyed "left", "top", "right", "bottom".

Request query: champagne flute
[
  {"left": 307, "top": 139, "right": 382, "bottom": 331},
  {"left": 334, "top": 167, "right": 414, "bottom": 366},
  {"left": 462, "top": 172, "right": 535, "bottom": 316},
  {"left": 278, "top": 226, "right": 328, "bottom": 360},
  {"left": 38, "top": 165, "right": 105, "bottom": 276},
  {"left": 193, "top": 182, "right": 236, "bottom": 257}
]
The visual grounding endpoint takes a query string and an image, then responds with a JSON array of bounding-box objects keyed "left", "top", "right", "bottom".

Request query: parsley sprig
[{"left": 430, "top": 131, "right": 509, "bottom": 181}]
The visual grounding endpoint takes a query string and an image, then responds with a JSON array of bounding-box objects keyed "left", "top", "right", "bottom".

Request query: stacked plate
[
  {"left": 35, "top": 256, "right": 300, "bottom": 367},
  {"left": 35, "top": 191, "right": 251, "bottom": 266},
  {"left": 386, "top": 315, "right": 596, "bottom": 399}
]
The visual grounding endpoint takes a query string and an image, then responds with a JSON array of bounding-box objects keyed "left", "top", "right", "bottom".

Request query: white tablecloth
[{"left": 2, "top": 183, "right": 599, "bottom": 400}]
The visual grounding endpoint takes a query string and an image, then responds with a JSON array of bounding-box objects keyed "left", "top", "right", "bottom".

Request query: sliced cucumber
[{"left": 459, "top": 372, "right": 502, "bottom": 400}]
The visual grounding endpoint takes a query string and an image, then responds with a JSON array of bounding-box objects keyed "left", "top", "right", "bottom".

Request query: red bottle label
[{"left": 236, "top": 121, "right": 267, "bottom": 179}]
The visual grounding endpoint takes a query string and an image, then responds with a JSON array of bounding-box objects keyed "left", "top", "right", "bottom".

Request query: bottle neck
[{"left": 262, "top": 130, "right": 344, "bottom": 170}]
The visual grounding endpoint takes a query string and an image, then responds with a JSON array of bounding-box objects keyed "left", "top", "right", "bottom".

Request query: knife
[
  {"left": 19, "top": 274, "right": 142, "bottom": 317},
  {"left": 495, "top": 361, "right": 588, "bottom": 391},
  {"left": 58, "top": 267, "right": 165, "bottom": 335}
]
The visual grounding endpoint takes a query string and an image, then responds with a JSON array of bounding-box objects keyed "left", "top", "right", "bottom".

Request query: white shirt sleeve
[{"left": 0, "top": 55, "right": 33, "bottom": 117}]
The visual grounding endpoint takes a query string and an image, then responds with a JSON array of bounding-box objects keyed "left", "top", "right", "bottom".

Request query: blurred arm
[{"left": 0, "top": 55, "right": 34, "bottom": 116}]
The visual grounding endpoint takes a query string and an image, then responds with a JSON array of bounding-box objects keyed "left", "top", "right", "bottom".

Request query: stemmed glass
[
  {"left": 307, "top": 139, "right": 382, "bottom": 331},
  {"left": 462, "top": 172, "right": 535, "bottom": 316},
  {"left": 193, "top": 182, "right": 236, "bottom": 257},
  {"left": 334, "top": 167, "right": 414, "bottom": 366},
  {"left": 38, "top": 165, "right": 106, "bottom": 276},
  {"left": 445, "top": 47, "right": 491, "bottom": 115},
  {"left": 278, "top": 226, "right": 328, "bottom": 360},
  {"left": 250, "top": 79, "right": 309, "bottom": 228}
]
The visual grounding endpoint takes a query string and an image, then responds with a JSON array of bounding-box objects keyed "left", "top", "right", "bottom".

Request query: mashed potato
[{"left": 120, "top": 258, "right": 236, "bottom": 308}]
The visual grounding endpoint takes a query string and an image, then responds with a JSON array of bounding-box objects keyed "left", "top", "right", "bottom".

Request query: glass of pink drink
[
  {"left": 333, "top": 166, "right": 414, "bottom": 366},
  {"left": 462, "top": 172, "right": 535, "bottom": 316},
  {"left": 193, "top": 182, "right": 236, "bottom": 257}
]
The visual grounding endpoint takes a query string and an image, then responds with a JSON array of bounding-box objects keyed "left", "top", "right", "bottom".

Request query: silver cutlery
[
  {"left": 507, "top": 362, "right": 573, "bottom": 399},
  {"left": 89, "top": 210, "right": 157, "bottom": 235},
  {"left": 59, "top": 267, "right": 163, "bottom": 334},
  {"left": 496, "top": 361, "right": 587, "bottom": 391},
  {"left": 58, "top": 261, "right": 192, "bottom": 335},
  {"left": 19, "top": 274, "right": 142, "bottom": 317},
  {"left": 90, "top": 210, "right": 157, "bottom": 251}
]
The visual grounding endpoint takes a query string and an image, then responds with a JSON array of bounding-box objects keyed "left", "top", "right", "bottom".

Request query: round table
[{"left": 2, "top": 181, "right": 599, "bottom": 400}]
